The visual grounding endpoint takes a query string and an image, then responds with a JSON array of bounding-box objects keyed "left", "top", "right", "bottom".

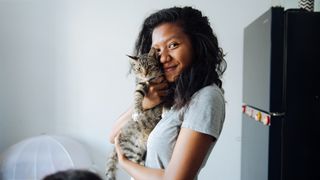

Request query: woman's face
[{"left": 152, "top": 23, "right": 193, "bottom": 82}]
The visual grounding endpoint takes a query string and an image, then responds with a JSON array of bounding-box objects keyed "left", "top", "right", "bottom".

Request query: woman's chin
[{"left": 165, "top": 74, "right": 178, "bottom": 83}]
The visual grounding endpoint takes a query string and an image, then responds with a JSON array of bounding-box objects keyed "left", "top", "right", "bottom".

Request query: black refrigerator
[{"left": 241, "top": 7, "right": 320, "bottom": 180}]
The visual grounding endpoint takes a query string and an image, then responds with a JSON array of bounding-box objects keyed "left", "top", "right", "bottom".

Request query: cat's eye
[{"left": 154, "top": 48, "right": 161, "bottom": 55}]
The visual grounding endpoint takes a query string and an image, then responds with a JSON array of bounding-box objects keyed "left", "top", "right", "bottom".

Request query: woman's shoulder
[
  {"left": 183, "top": 83, "right": 225, "bottom": 111},
  {"left": 192, "top": 83, "right": 224, "bottom": 101},
  {"left": 182, "top": 83, "right": 226, "bottom": 139}
]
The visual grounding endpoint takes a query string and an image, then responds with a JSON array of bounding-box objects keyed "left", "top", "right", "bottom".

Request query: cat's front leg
[{"left": 133, "top": 82, "right": 147, "bottom": 121}]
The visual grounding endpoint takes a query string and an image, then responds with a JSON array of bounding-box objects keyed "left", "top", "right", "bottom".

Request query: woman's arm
[
  {"left": 164, "top": 128, "right": 214, "bottom": 179},
  {"left": 115, "top": 128, "right": 215, "bottom": 180}
]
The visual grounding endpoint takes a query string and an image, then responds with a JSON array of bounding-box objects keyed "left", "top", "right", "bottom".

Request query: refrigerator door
[
  {"left": 241, "top": 106, "right": 283, "bottom": 180},
  {"left": 242, "top": 7, "right": 284, "bottom": 113},
  {"left": 281, "top": 9, "right": 320, "bottom": 180},
  {"left": 241, "top": 114, "right": 269, "bottom": 180},
  {"left": 241, "top": 7, "right": 285, "bottom": 180}
]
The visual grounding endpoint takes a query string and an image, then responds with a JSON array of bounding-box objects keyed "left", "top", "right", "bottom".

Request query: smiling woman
[
  {"left": 108, "top": 6, "right": 226, "bottom": 180},
  {"left": 151, "top": 23, "right": 193, "bottom": 82}
]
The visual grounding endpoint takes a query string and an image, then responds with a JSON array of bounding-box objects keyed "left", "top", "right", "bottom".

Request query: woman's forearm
[
  {"left": 119, "top": 158, "right": 164, "bottom": 180},
  {"left": 115, "top": 134, "right": 164, "bottom": 180}
]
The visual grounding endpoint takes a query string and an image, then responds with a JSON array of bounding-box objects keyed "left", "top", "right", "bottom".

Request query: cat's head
[{"left": 128, "top": 48, "right": 163, "bottom": 82}]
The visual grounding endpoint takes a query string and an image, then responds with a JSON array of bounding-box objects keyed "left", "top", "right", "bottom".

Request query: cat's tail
[{"left": 105, "top": 148, "right": 118, "bottom": 180}]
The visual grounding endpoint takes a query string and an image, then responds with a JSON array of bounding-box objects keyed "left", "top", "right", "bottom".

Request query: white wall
[
  {"left": 0, "top": 0, "right": 56, "bottom": 152},
  {"left": 1, "top": 0, "right": 310, "bottom": 179}
]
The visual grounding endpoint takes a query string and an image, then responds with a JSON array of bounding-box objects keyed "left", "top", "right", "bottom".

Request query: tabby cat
[{"left": 105, "top": 48, "right": 165, "bottom": 180}]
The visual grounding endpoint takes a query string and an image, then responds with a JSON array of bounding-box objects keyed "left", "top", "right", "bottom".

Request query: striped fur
[{"left": 105, "top": 48, "right": 164, "bottom": 180}]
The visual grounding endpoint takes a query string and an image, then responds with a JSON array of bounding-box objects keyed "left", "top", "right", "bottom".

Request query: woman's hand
[
  {"left": 114, "top": 133, "right": 165, "bottom": 180},
  {"left": 114, "top": 134, "right": 127, "bottom": 164},
  {"left": 142, "top": 76, "right": 170, "bottom": 110}
]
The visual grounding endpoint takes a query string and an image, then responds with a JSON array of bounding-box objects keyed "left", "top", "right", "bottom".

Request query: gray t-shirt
[{"left": 145, "top": 83, "right": 225, "bottom": 177}]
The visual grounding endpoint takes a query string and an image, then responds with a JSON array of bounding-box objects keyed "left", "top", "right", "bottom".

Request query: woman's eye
[{"left": 168, "top": 42, "right": 178, "bottom": 49}]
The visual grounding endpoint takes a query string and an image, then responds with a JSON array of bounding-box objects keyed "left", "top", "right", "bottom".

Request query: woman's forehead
[{"left": 151, "top": 23, "right": 186, "bottom": 46}]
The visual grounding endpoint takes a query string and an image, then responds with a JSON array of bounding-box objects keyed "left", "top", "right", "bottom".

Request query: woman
[{"left": 109, "top": 6, "right": 226, "bottom": 180}]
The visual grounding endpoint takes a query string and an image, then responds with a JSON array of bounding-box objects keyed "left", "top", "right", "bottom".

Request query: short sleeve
[{"left": 181, "top": 84, "right": 225, "bottom": 139}]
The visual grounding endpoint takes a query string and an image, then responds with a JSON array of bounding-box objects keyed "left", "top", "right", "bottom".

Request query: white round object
[{"left": 0, "top": 135, "right": 94, "bottom": 180}]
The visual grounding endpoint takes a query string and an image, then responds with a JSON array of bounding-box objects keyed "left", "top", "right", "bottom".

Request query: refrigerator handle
[{"left": 242, "top": 104, "right": 285, "bottom": 126}]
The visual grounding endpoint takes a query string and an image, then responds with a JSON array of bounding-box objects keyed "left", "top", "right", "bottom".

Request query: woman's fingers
[
  {"left": 155, "top": 89, "right": 171, "bottom": 97},
  {"left": 149, "top": 77, "right": 169, "bottom": 95},
  {"left": 142, "top": 76, "right": 170, "bottom": 110},
  {"left": 150, "top": 76, "right": 165, "bottom": 84},
  {"left": 114, "top": 134, "right": 125, "bottom": 160},
  {"left": 149, "top": 84, "right": 168, "bottom": 96}
]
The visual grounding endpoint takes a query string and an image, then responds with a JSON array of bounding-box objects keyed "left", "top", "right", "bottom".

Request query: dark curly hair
[
  {"left": 134, "top": 6, "right": 226, "bottom": 109},
  {"left": 43, "top": 169, "right": 102, "bottom": 180}
]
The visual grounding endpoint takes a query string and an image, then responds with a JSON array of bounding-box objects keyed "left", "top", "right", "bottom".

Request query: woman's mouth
[{"left": 164, "top": 65, "right": 177, "bottom": 73}]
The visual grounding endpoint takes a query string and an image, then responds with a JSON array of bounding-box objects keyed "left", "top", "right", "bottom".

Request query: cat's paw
[{"left": 132, "top": 113, "right": 140, "bottom": 121}]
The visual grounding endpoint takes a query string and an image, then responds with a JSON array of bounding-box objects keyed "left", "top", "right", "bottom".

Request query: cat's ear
[
  {"left": 127, "top": 55, "right": 139, "bottom": 64},
  {"left": 127, "top": 55, "right": 138, "bottom": 67},
  {"left": 127, "top": 55, "right": 138, "bottom": 60},
  {"left": 148, "top": 47, "right": 157, "bottom": 58}
]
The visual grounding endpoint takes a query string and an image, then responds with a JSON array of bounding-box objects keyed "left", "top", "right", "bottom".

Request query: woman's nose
[{"left": 159, "top": 49, "right": 171, "bottom": 63}]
